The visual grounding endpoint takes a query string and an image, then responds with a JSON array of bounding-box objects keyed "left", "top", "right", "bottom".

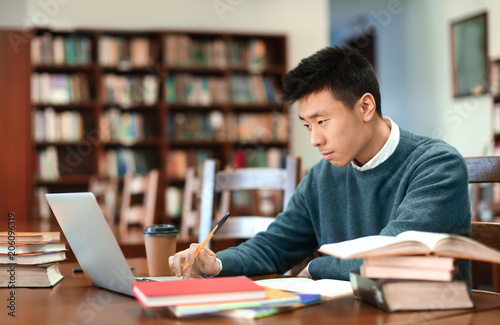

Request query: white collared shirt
[{"left": 351, "top": 117, "right": 400, "bottom": 171}]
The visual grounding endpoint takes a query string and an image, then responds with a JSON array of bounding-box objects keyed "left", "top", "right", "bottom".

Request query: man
[{"left": 169, "top": 46, "right": 471, "bottom": 282}]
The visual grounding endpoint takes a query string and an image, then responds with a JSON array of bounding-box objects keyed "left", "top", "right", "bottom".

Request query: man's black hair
[{"left": 282, "top": 46, "right": 381, "bottom": 116}]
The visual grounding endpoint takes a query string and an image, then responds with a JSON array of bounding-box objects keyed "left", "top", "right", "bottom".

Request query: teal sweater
[{"left": 216, "top": 129, "right": 471, "bottom": 282}]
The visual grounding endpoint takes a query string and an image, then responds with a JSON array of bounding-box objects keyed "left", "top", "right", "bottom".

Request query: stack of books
[
  {"left": 0, "top": 231, "right": 66, "bottom": 288},
  {"left": 319, "top": 230, "right": 500, "bottom": 312},
  {"left": 132, "top": 275, "right": 322, "bottom": 319}
]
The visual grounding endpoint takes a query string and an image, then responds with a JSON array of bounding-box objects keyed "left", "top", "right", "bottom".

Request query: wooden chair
[
  {"left": 119, "top": 169, "right": 159, "bottom": 231},
  {"left": 465, "top": 156, "right": 500, "bottom": 292},
  {"left": 88, "top": 175, "right": 118, "bottom": 224},
  {"left": 179, "top": 167, "right": 202, "bottom": 241},
  {"left": 198, "top": 156, "right": 301, "bottom": 249}
]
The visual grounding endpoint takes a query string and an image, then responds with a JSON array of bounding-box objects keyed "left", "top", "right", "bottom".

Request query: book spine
[{"left": 350, "top": 272, "right": 392, "bottom": 312}]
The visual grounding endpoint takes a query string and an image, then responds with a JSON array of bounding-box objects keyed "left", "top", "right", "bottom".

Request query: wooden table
[{"left": 3, "top": 258, "right": 500, "bottom": 325}]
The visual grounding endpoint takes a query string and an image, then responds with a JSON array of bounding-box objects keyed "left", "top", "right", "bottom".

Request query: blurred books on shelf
[
  {"left": 33, "top": 107, "right": 84, "bottom": 143},
  {"left": 167, "top": 149, "right": 213, "bottom": 180},
  {"left": 31, "top": 73, "right": 91, "bottom": 105},
  {"left": 102, "top": 74, "right": 158, "bottom": 106},
  {"left": 167, "top": 111, "right": 225, "bottom": 141},
  {"left": 228, "top": 112, "right": 288, "bottom": 143},
  {"left": 231, "top": 147, "right": 286, "bottom": 169},
  {"left": 247, "top": 38, "right": 267, "bottom": 72},
  {"left": 165, "top": 74, "right": 229, "bottom": 105},
  {"left": 163, "top": 34, "right": 227, "bottom": 68},
  {"left": 99, "top": 35, "right": 153, "bottom": 68},
  {"left": 99, "top": 109, "right": 146, "bottom": 143},
  {"left": 35, "top": 146, "right": 60, "bottom": 181},
  {"left": 23, "top": 28, "right": 289, "bottom": 232},
  {"left": 31, "top": 32, "right": 92, "bottom": 66},
  {"left": 130, "top": 37, "right": 152, "bottom": 68},
  {"left": 230, "top": 38, "right": 270, "bottom": 72},
  {"left": 101, "top": 149, "right": 150, "bottom": 177},
  {"left": 230, "top": 75, "right": 282, "bottom": 105}
]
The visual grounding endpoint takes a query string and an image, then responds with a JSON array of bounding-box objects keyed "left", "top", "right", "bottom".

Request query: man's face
[{"left": 298, "top": 90, "right": 370, "bottom": 167}]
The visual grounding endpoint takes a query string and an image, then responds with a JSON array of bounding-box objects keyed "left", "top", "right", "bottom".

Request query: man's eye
[
  {"left": 302, "top": 124, "right": 310, "bottom": 129},
  {"left": 318, "top": 120, "right": 325, "bottom": 125}
]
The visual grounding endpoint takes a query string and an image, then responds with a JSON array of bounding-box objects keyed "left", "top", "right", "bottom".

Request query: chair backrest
[
  {"left": 471, "top": 222, "right": 500, "bottom": 251},
  {"left": 465, "top": 156, "right": 500, "bottom": 183},
  {"left": 88, "top": 176, "right": 118, "bottom": 224},
  {"left": 179, "top": 167, "right": 202, "bottom": 241},
  {"left": 471, "top": 221, "right": 500, "bottom": 293},
  {"left": 465, "top": 156, "right": 500, "bottom": 221},
  {"left": 198, "top": 156, "right": 302, "bottom": 248},
  {"left": 465, "top": 156, "right": 500, "bottom": 293},
  {"left": 119, "top": 169, "right": 159, "bottom": 230}
]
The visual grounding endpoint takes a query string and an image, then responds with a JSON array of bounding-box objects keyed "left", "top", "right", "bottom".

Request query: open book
[{"left": 318, "top": 230, "right": 500, "bottom": 263}]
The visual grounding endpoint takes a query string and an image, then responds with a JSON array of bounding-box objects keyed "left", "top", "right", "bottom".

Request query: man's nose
[{"left": 310, "top": 128, "right": 325, "bottom": 147}]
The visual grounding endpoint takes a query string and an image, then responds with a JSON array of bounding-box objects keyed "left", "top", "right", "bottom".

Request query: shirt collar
[{"left": 351, "top": 117, "right": 400, "bottom": 171}]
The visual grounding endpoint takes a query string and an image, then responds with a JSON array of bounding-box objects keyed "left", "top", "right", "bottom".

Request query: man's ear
[{"left": 360, "top": 93, "right": 376, "bottom": 122}]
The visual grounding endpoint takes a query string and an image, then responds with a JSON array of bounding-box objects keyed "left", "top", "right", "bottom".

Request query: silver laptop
[{"left": 46, "top": 192, "right": 178, "bottom": 296}]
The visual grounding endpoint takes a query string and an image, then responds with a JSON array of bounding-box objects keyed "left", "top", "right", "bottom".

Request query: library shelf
[{"left": 1, "top": 28, "right": 289, "bottom": 229}]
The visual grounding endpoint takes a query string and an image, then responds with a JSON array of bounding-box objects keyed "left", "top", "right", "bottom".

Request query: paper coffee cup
[{"left": 143, "top": 224, "right": 178, "bottom": 276}]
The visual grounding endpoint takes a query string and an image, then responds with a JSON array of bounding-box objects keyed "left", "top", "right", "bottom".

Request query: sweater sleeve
[
  {"left": 308, "top": 256, "right": 363, "bottom": 280},
  {"left": 216, "top": 171, "right": 320, "bottom": 276}
]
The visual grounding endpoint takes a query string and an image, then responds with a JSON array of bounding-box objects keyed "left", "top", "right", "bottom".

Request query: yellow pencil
[{"left": 182, "top": 212, "right": 230, "bottom": 271}]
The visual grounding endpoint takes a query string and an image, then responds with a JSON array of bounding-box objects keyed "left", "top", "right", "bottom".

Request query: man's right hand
[{"left": 168, "top": 243, "right": 221, "bottom": 279}]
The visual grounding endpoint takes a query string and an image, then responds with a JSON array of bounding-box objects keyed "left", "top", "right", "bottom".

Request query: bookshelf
[{"left": 5, "top": 28, "right": 289, "bottom": 227}]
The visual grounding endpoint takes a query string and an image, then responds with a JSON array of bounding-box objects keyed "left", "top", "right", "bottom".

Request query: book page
[
  {"left": 255, "top": 277, "right": 352, "bottom": 298},
  {"left": 319, "top": 235, "right": 400, "bottom": 258},
  {"left": 396, "top": 231, "right": 452, "bottom": 251}
]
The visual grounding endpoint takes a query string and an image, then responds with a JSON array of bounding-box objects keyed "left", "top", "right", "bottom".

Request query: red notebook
[{"left": 132, "top": 276, "right": 266, "bottom": 308}]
